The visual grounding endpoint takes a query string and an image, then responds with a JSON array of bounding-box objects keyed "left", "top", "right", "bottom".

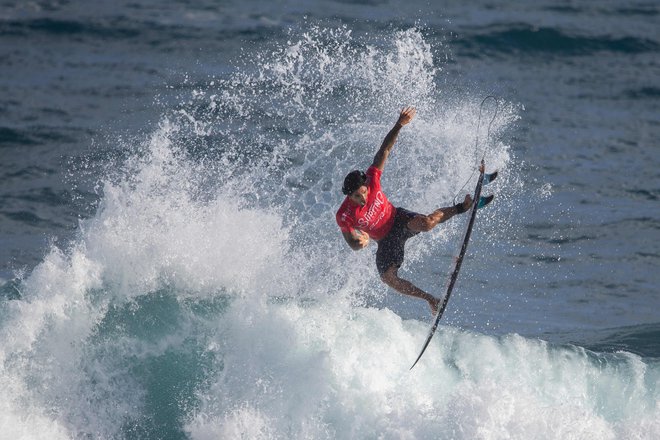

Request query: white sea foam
[{"left": 185, "top": 301, "right": 659, "bottom": 440}]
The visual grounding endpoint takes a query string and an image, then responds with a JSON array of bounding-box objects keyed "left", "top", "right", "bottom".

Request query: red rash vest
[{"left": 336, "top": 166, "right": 396, "bottom": 241}]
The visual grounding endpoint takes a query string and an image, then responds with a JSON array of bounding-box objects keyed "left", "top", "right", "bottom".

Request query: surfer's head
[{"left": 342, "top": 170, "right": 368, "bottom": 206}]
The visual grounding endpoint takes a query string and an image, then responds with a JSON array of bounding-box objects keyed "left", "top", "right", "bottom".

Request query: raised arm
[{"left": 371, "top": 106, "right": 416, "bottom": 171}]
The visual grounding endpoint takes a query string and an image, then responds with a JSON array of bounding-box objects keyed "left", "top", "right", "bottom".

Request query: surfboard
[{"left": 410, "top": 163, "right": 494, "bottom": 370}]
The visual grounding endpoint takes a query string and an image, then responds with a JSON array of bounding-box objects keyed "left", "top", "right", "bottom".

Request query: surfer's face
[{"left": 349, "top": 185, "right": 369, "bottom": 206}]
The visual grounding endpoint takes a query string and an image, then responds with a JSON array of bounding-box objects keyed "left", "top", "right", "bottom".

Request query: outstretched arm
[{"left": 371, "top": 106, "right": 416, "bottom": 171}]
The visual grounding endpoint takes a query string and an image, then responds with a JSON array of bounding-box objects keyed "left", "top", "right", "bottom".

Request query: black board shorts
[{"left": 375, "top": 207, "right": 420, "bottom": 276}]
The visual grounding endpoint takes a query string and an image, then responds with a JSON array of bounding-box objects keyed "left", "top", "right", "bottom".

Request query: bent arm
[
  {"left": 342, "top": 230, "right": 369, "bottom": 251},
  {"left": 371, "top": 106, "right": 416, "bottom": 171}
]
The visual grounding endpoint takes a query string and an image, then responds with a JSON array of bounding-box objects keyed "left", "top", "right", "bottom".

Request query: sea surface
[{"left": 1, "top": 0, "right": 659, "bottom": 439}]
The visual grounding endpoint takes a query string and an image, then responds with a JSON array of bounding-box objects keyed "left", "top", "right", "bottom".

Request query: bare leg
[
  {"left": 378, "top": 194, "right": 473, "bottom": 314},
  {"left": 381, "top": 266, "right": 439, "bottom": 314},
  {"left": 407, "top": 194, "right": 473, "bottom": 232}
]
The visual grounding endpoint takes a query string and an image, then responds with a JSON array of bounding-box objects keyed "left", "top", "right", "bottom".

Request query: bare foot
[{"left": 462, "top": 194, "right": 473, "bottom": 211}]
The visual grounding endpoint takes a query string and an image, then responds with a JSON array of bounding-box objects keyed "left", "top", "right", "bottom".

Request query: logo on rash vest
[{"left": 357, "top": 191, "right": 387, "bottom": 230}]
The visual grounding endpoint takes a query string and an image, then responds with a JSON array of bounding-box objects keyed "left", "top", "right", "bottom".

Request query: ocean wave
[
  {"left": 624, "top": 86, "right": 660, "bottom": 99},
  {"left": 612, "top": 6, "right": 660, "bottom": 17},
  {"left": 0, "top": 17, "right": 141, "bottom": 39},
  {"left": 5, "top": 21, "right": 654, "bottom": 439},
  {"left": 553, "top": 322, "right": 660, "bottom": 359},
  {"left": 457, "top": 23, "right": 660, "bottom": 56},
  {"left": 0, "top": 126, "right": 38, "bottom": 146},
  {"left": 0, "top": 16, "right": 281, "bottom": 44},
  {"left": 3, "top": 272, "right": 659, "bottom": 439}
]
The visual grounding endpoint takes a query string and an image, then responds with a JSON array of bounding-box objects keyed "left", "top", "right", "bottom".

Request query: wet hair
[{"left": 342, "top": 170, "right": 367, "bottom": 195}]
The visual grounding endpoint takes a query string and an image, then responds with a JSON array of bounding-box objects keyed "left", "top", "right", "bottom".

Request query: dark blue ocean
[{"left": 1, "top": 1, "right": 658, "bottom": 438}]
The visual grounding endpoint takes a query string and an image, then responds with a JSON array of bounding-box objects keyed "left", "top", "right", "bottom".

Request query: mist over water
[{"left": 1, "top": 1, "right": 659, "bottom": 439}]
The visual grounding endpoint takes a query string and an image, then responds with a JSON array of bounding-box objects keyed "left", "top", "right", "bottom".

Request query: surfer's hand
[
  {"left": 479, "top": 160, "right": 485, "bottom": 173},
  {"left": 396, "top": 106, "right": 416, "bottom": 126},
  {"left": 354, "top": 230, "right": 370, "bottom": 248}
]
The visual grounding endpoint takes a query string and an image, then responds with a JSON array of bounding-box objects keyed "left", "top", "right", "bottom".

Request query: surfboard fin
[
  {"left": 477, "top": 194, "right": 494, "bottom": 208},
  {"left": 483, "top": 171, "right": 498, "bottom": 185}
]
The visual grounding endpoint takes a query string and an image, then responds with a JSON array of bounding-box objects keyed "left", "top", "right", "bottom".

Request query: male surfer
[{"left": 336, "top": 106, "right": 476, "bottom": 314}]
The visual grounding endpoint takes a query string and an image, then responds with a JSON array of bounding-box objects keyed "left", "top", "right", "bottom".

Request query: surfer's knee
[
  {"left": 408, "top": 214, "right": 436, "bottom": 232},
  {"left": 418, "top": 216, "right": 435, "bottom": 231},
  {"left": 380, "top": 266, "right": 400, "bottom": 286}
]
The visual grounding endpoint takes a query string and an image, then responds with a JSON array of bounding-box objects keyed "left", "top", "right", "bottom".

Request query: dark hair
[{"left": 342, "top": 170, "right": 367, "bottom": 195}]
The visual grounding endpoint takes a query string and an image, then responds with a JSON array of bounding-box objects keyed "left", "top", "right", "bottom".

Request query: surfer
[{"left": 336, "top": 106, "right": 477, "bottom": 314}]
